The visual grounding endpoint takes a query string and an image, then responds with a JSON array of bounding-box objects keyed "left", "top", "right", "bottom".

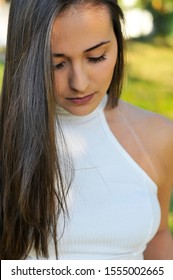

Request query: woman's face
[{"left": 51, "top": 4, "right": 118, "bottom": 116}]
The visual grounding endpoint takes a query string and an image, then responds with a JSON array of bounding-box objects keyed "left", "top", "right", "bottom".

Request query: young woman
[{"left": 0, "top": 0, "right": 173, "bottom": 260}]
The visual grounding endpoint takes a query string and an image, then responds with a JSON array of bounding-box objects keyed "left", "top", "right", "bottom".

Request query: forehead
[{"left": 51, "top": 4, "right": 114, "bottom": 54}]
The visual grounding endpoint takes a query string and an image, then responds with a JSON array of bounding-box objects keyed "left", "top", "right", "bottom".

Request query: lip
[{"left": 66, "top": 93, "right": 95, "bottom": 105}]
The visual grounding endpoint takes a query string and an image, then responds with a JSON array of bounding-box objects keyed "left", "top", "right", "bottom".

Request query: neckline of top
[{"left": 56, "top": 94, "right": 108, "bottom": 122}]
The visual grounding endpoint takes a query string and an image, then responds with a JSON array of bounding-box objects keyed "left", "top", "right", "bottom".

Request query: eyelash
[
  {"left": 54, "top": 62, "right": 65, "bottom": 70},
  {"left": 54, "top": 54, "right": 107, "bottom": 70},
  {"left": 88, "top": 54, "right": 107, "bottom": 64}
]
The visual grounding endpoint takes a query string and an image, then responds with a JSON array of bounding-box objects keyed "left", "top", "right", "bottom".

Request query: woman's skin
[
  {"left": 51, "top": 4, "right": 117, "bottom": 116},
  {"left": 51, "top": 3, "right": 173, "bottom": 259}
]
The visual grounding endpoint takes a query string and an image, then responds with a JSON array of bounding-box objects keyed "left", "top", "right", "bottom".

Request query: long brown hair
[{"left": 0, "top": 0, "right": 125, "bottom": 259}]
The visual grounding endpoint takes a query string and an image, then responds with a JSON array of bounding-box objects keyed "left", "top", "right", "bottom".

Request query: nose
[{"left": 69, "top": 64, "right": 89, "bottom": 93}]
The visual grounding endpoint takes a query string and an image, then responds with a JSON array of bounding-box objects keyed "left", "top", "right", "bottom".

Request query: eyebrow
[{"left": 52, "top": 40, "right": 111, "bottom": 57}]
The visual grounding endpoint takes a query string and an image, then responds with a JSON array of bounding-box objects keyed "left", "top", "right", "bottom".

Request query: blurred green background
[{"left": 0, "top": 0, "right": 173, "bottom": 233}]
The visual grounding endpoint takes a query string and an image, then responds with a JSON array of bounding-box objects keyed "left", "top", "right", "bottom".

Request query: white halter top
[{"left": 28, "top": 95, "right": 161, "bottom": 260}]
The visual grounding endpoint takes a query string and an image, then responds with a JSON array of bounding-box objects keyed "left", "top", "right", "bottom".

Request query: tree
[{"left": 137, "top": 0, "right": 173, "bottom": 36}]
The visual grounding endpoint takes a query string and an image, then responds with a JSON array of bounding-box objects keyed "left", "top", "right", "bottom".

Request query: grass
[
  {"left": 169, "top": 214, "right": 173, "bottom": 235},
  {"left": 169, "top": 194, "right": 173, "bottom": 234},
  {"left": 0, "top": 39, "right": 173, "bottom": 233},
  {"left": 122, "top": 38, "right": 173, "bottom": 120}
]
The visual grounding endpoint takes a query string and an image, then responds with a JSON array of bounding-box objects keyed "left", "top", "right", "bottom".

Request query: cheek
[
  {"left": 97, "top": 59, "right": 116, "bottom": 87},
  {"left": 106, "top": 53, "right": 117, "bottom": 81},
  {"left": 53, "top": 72, "right": 65, "bottom": 97}
]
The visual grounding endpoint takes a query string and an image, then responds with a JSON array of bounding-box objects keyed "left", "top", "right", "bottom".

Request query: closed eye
[
  {"left": 53, "top": 62, "right": 66, "bottom": 70},
  {"left": 88, "top": 54, "right": 107, "bottom": 64},
  {"left": 53, "top": 54, "right": 107, "bottom": 70}
]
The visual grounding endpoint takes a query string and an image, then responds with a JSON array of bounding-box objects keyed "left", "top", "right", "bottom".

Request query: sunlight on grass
[
  {"left": 168, "top": 214, "right": 173, "bottom": 234},
  {"left": 122, "top": 40, "right": 173, "bottom": 119}
]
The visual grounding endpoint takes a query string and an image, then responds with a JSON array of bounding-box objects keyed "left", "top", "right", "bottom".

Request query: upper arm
[
  {"left": 144, "top": 115, "right": 173, "bottom": 259},
  {"left": 157, "top": 116, "right": 173, "bottom": 231}
]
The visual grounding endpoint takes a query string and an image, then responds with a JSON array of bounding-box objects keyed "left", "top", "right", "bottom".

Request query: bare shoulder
[
  {"left": 119, "top": 100, "right": 173, "bottom": 143},
  {"left": 105, "top": 99, "right": 173, "bottom": 180},
  {"left": 119, "top": 100, "right": 173, "bottom": 186}
]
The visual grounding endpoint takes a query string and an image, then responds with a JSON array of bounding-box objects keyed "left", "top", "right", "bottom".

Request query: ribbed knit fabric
[
  {"left": 56, "top": 95, "right": 161, "bottom": 260},
  {"left": 28, "top": 94, "right": 161, "bottom": 260}
]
